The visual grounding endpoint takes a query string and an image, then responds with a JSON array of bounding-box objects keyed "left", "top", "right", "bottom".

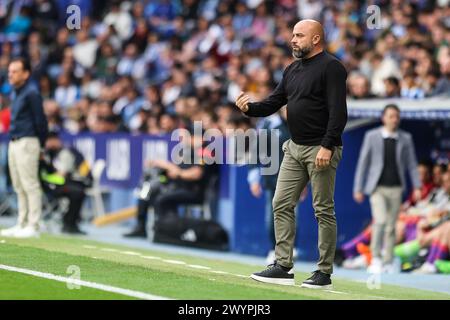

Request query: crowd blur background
[{"left": 0, "top": 0, "right": 449, "bottom": 136}]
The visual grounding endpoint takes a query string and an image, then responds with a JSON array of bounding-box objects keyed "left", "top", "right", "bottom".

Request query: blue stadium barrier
[{"left": 0, "top": 117, "right": 442, "bottom": 259}]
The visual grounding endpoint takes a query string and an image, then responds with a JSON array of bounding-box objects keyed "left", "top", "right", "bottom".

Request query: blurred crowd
[
  {"left": 0, "top": 0, "right": 449, "bottom": 136},
  {"left": 339, "top": 160, "right": 450, "bottom": 274}
]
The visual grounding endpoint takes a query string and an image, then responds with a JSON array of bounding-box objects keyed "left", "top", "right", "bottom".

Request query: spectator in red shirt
[
  {"left": 0, "top": 94, "right": 10, "bottom": 133},
  {"left": 402, "top": 160, "right": 436, "bottom": 210}
]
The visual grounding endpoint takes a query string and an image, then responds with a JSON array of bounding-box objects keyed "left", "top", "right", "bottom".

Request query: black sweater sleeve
[
  {"left": 321, "top": 60, "right": 348, "bottom": 150},
  {"left": 243, "top": 72, "right": 288, "bottom": 117}
]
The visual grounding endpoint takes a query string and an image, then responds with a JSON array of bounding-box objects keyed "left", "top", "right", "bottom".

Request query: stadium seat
[{"left": 85, "top": 159, "right": 108, "bottom": 218}]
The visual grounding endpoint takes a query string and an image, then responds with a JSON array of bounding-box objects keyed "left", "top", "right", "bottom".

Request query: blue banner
[{"left": 57, "top": 133, "right": 173, "bottom": 189}]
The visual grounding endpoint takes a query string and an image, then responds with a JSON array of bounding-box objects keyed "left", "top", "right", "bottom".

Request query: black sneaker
[
  {"left": 250, "top": 263, "right": 295, "bottom": 286},
  {"left": 62, "top": 225, "right": 86, "bottom": 235},
  {"left": 301, "top": 270, "right": 333, "bottom": 290}
]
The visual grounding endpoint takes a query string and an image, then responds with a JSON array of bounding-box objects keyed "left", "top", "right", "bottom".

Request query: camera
[{"left": 135, "top": 167, "right": 168, "bottom": 201}]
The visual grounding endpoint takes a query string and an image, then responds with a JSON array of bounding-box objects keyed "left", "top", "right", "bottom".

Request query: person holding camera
[
  {"left": 123, "top": 130, "right": 207, "bottom": 238},
  {"left": 40, "top": 132, "right": 92, "bottom": 234}
]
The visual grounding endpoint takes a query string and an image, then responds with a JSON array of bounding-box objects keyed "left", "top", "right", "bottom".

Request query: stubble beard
[{"left": 292, "top": 44, "right": 313, "bottom": 60}]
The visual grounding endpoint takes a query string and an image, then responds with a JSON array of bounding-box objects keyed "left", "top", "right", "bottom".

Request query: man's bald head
[
  {"left": 291, "top": 19, "right": 325, "bottom": 59},
  {"left": 295, "top": 20, "right": 325, "bottom": 44}
]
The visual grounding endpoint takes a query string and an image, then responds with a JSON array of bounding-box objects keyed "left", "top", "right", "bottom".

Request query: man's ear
[{"left": 313, "top": 34, "right": 321, "bottom": 45}]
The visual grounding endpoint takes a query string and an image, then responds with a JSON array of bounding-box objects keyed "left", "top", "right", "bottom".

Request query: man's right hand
[
  {"left": 235, "top": 92, "right": 250, "bottom": 113},
  {"left": 353, "top": 191, "right": 365, "bottom": 204}
]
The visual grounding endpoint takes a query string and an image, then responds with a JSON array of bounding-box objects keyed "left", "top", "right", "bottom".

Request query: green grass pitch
[{"left": 0, "top": 233, "right": 448, "bottom": 300}]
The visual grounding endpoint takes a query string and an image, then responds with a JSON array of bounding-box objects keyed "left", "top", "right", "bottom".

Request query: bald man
[{"left": 236, "top": 20, "right": 347, "bottom": 289}]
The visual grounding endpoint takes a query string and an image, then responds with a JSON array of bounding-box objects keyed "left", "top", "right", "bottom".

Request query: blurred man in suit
[{"left": 353, "top": 104, "right": 421, "bottom": 273}]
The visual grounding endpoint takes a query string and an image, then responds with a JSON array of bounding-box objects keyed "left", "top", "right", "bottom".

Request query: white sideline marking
[
  {"left": 0, "top": 264, "right": 172, "bottom": 300},
  {"left": 80, "top": 244, "right": 244, "bottom": 281},
  {"left": 163, "top": 259, "right": 186, "bottom": 265},
  {"left": 120, "top": 251, "right": 141, "bottom": 256},
  {"left": 100, "top": 248, "right": 119, "bottom": 252},
  {"left": 210, "top": 270, "right": 229, "bottom": 275},
  {"left": 187, "top": 264, "right": 211, "bottom": 270},
  {"left": 232, "top": 274, "right": 249, "bottom": 278},
  {"left": 295, "top": 285, "right": 347, "bottom": 294},
  {"left": 324, "top": 290, "right": 348, "bottom": 295},
  {"left": 140, "top": 255, "right": 162, "bottom": 260}
]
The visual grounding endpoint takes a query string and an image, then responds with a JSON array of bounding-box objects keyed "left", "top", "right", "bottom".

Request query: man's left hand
[{"left": 315, "top": 147, "right": 332, "bottom": 169}]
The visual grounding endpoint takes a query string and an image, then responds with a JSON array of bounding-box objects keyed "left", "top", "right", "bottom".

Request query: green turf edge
[
  {"left": 0, "top": 243, "right": 318, "bottom": 300},
  {"left": 0, "top": 234, "right": 449, "bottom": 300},
  {"left": 0, "top": 269, "right": 134, "bottom": 300}
]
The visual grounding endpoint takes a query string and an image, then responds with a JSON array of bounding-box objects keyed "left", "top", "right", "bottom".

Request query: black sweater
[
  {"left": 244, "top": 51, "right": 348, "bottom": 149},
  {"left": 377, "top": 138, "right": 401, "bottom": 187}
]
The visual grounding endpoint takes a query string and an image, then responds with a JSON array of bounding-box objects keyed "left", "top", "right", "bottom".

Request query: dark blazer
[{"left": 9, "top": 80, "right": 48, "bottom": 146}]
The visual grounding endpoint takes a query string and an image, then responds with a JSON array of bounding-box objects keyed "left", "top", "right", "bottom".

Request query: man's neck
[
  {"left": 14, "top": 80, "right": 27, "bottom": 91},
  {"left": 304, "top": 48, "right": 324, "bottom": 60},
  {"left": 383, "top": 126, "right": 397, "bottom": 133}
]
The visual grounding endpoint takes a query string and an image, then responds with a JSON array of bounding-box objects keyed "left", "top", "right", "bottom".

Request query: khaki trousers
[
  {"left": 273, "top": 139, "right": 342, "bottom": 274},
  {"left": 369, "top": 186, "right": 402, "bottom": 264},
  {"left": 8, "top": 137, "right": 42, "bottom": 230}
]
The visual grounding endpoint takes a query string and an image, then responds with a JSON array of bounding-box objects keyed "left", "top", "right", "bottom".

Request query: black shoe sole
[
  {"left": 250, "top": 274, "right": 295, "bottom": 286},
  {"left": 300, "top": 283, "right": 333, "bottom": 290}
]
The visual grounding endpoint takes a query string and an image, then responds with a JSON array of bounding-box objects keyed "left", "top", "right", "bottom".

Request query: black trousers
[
  {"left": 52, "top": 181, "right": 86, "bottom": 228},
  {"left": 136, "top": 186, "right": 203, "bottom": 226}
]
